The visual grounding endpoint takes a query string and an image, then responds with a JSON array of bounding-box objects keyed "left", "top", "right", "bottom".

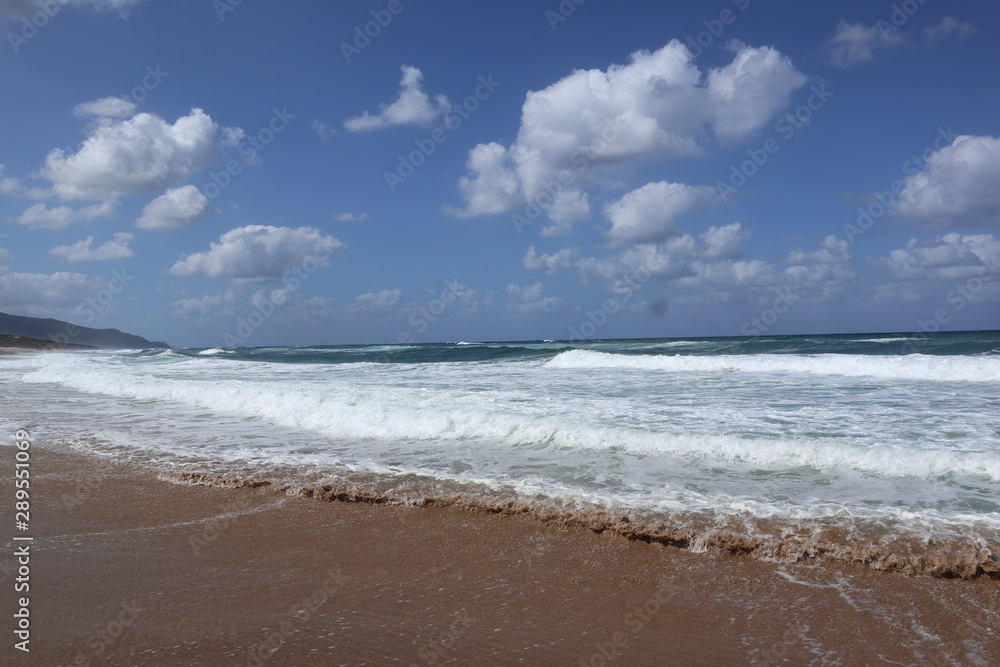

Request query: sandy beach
[{"left": 1, "top": 443, "right": 997, "bottom": 666}]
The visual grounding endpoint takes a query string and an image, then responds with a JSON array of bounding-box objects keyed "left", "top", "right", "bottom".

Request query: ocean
[{"left": 4, "top": 330, "right": 1000, "bottom": 577}]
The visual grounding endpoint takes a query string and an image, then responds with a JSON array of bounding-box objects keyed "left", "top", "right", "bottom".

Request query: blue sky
[{"left": 1, "top": 0, "right": 999, "bottom": 347}]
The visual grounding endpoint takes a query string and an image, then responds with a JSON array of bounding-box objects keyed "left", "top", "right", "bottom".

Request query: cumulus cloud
[
  {"left": 578, "top": 222, "right": 749, "bottom": 283},
  {"left": 925, "top": 17, "right": 975, "bottom": 41},
  {"left": 577, "top": 244, "right": 693, "bottom": 283},
  {"left": 522, "top": 245, "right": 580, "bottom": 274},
  {"left": 448, "top": 41, "right": 805, "bottom": 229},
  {"left": 42, "top": 108, "right": 225, "bottom": 201},
  {"left": 890, "top": 135, "right": 1000, "bottom": 224},
  {"left": 170, "top": 288, "right": 237, "bottom": 317},
  {"left": 49, "top": 233, "right": 134, "bottom": 262},
  {"left": 333, "top": 211, "right": 368, "bottom": 222},
  {"left": 169, "top": 225, "right": 345, "bottom": 282},
  {"left": 0, "top": 163, "right": 47, "bottom": 200},
  {"left": 603, "top": 181, "right": 717, "bottom": 245},
  {"left": 73, "top": 96, "right": 137, "bottom": 119},
  {"left": 135, "top": 185, "right": 217, "bottom": 230},
  {"left": 10, "top": 201, "right": 117, "bottom": 229},
  {"left": 506, "top": 282, "right": 565, "bottom": 314},
  {"left": 356, "top": 288, "right": 402, "bottom": 308},
  {"left": 1, "top": 0, "right": 141, "bottom": 19},
  {"left": 876, "top": 233, "right": 1000, "bottom": 281},
  {"left": 574, "top": 226, "right": 855, "bottom": 307},
  {"left": 310, "top": 119, "right": 337, "bottom": 141},
  {"left": 0, "top": 270, "right": 100, "bottom": 308},
  {"left": 708, "top": 41, "right": 811, "bottom": 143},
  {"left": 785, "top": 235, "right": 850, "bottom": 265},
  {"left": 827, "top": 20, "right": 903, "bottom": 67},
  {"left": 344, "top": 65, "right": 450, "bottom": 132},
  {"left": 577, "top": 223, "right": 749, "bottom": 285}
]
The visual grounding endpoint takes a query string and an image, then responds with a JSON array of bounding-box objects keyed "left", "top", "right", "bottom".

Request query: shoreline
[{"left": 2, "top": 444, "right": 998, "bottom": 665}]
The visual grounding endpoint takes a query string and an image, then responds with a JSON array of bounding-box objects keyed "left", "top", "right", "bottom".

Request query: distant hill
[
  {"left": 0, "top": 334, "right": 96, "bottom": 352},
  {"left": 0, "top": 311, "right": 170, "bottom": 350}
]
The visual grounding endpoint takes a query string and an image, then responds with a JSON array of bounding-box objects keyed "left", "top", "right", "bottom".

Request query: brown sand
[{"left": 2, "top": 445, "right": 998, "bottom": 666}]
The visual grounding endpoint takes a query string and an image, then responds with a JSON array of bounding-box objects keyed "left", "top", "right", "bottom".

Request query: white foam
[
  {"left": 544, "top": 350, "right": 1000, "bottom": 383},
  {"left": 19, "top": 353, "right": 1000, "bottom": 482}
]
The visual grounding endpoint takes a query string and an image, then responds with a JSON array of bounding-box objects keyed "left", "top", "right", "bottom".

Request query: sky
[{"left": 1, "top": 0, "right": 999, "bottom": 348}]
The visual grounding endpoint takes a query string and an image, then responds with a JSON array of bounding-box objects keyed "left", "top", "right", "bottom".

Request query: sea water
[{"left": 3, "top": 331, "right": 999, "bottom": 575}]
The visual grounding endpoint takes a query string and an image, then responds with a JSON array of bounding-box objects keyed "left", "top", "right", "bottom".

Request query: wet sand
[{"left": 2, "top": 444, "right": 998, "bottom": 666}]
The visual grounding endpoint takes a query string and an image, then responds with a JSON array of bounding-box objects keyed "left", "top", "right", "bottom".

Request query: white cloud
[
  {"left": 344, "top": 65, "right": 450, "bottom": 132},
  {"left": 506, "top": 282, "right": 565, "bottom": 314},
  {"left": 0, "top": 270, "right": 100, "bottom": 308},
  {"left": 603, "top": 181, "right": 717, "bottom": 245},
  {"left": 925, "top": 17, "right": 975, "bottom": 41},
  {"left": 356, "top": 288, "right": 402, "bottom": 308},
  {"left": 1, "top": 0, "right": 141, "bottom": 19},
  {"left": 578, "top": 223, "right": 749, "bottom": 284},
  {"left": 664, "top": 223, "right": 749, "bottom": 260},
  {"left": 49, "top": 233, "right": 134, "bottom": 262},
  {"left": 890, "top": 135, "right": 1000, "bottom": 224},
  {"left": 827, "top": 20, "right": 903, "bottom": 67},
  {"left": 171, "top": 289, "right": 237, "bottom": 317},
  {"left": 870, "top": 282, "right": 926, "bottom": 304},
  {"left": 674, "top": 259, "right": 783, "bottom": 291},
  {"left": 449, "top": 142, "right": 523, "bottom": 218},
  {"left": 169, "top": 225, "right": 345, "bottom": 282},
  {"left": 575, "top": 227, "right": 854, "bottom": 307},
  {"left": 449, "top": 41, "right": 805, "bottom": 228},
  {"left": 0, "top": 163, "right": 46, "bottom": 200},
  {"left": 333, "top": 211, "right": 368, "bottom": 222},
  {"left": 876, "top": 233, "right": 1000, "bottom": 281},
  {"left": 310, "top": 119, "right": 337, "bottom": 141},
  {"left": 10, "top": 201, "right": 117, "bottom": 229},
  {"left": 708, "top": 40, "right": 811, "bottom": 143},
  {"left": 135, "top": 185, "right": 217, "bottom": 230},
  {"left": 577, "top": 243, "right": 693, "bottom": 283},
  {"left": 42, "top": 108, "right": 226, "bottom": 201},
  {"left": 522, "top": 245, "right": 580, "bottom": 274},
  {"left": 785, "top": 235, "right": 850, "bottom": 265},
  {"left": 73, "top": 96, "right": 136, "bottom": 119}
]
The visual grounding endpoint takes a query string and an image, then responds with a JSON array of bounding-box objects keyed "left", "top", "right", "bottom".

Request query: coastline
[{"left": 3, "top": 444, "right": 998, "bottom": 665}]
